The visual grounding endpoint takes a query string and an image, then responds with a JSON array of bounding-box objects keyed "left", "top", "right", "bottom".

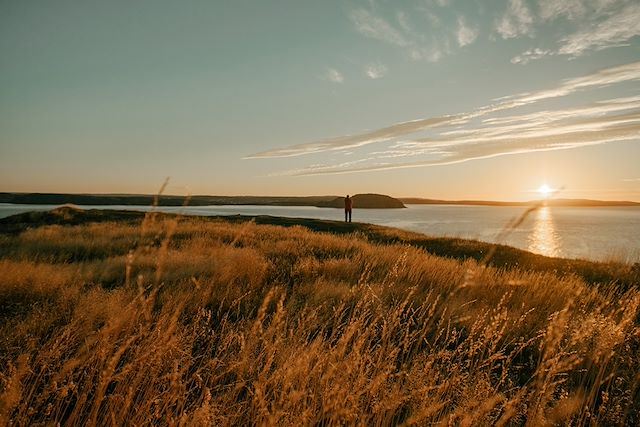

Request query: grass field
[{"left": 1, "top": 207, "right": 639, "bottom": 425}]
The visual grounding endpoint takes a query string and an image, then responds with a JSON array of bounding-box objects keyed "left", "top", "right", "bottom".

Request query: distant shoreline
[
  {"left": 0, "top": 192, "right": 638, "bottom": 208},
  {"left": 399, "top": 198, "right": 640, "bottom": 207},
  {"left": 0, "top": 192, "right": 406, "bottom": 209}
]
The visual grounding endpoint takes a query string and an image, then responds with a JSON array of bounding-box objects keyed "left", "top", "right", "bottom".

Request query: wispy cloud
[
  {"left": 248, "top": 61, "right": 640, "bottom": 159},
  {"left": 557, "top": 2, "right": 640, "bottom": 56},
  {"left": 246, "top": 116, "right": 457, "bottom": 158},
  {"left": 511, "top": 48, "right": 553, "bottom": 64},
  {"left": 495, "top": 0, "right": 534, "bottom": 39},
  {"left": 622, "top": 177, "right": 640, "bottom": 182},
  {"left": 395, "top": 11, "right": 413, "bottom": 34},
  {"left": 350, "top": 0, "right": 636, "bottom": 67},
  {"left": 365, "top": 62, "right": 388, "bottom": 79},
  {"left": 286, "top": 108, "right": 640, "bottom": 176},
  {"left": 512, "top": 1, "right": 640, "bottom": 63},
  {"left": 498, "top": 61, "right": 640, "bottom": 104},
  {"left": 349, "top": 8, "right": 409, "bottom": 47},
  {"left": 323, "top": 67, "right": 344, "bottom": 84},
  {"left": 479, "top": 95, "right": 640, "bottom": 127},
  {"left": 537, "top": 0, "right": 587, "bottom": 21},
  {"left": 456, "top": 16, "right": 479, "bottom": 47},
  {"left": 409, "top": 46, "right": 445, "bottom": 63},
  {"left": 348, "top": 5, "right": 456, "bottom": 63}
]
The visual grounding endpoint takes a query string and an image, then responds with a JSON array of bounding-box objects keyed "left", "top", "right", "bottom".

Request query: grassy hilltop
[{"left": 1, "top": 207, "right": 639, "bottom": 425}]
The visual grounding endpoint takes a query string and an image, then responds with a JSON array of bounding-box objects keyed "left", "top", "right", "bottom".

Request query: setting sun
[{"left": 538, "top": 184, "right": 553, "bottom": 198}]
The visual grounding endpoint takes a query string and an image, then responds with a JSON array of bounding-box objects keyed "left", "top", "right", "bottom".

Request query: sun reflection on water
[{"left": 528, "top": 206, "right": 562, "bottom": 257}]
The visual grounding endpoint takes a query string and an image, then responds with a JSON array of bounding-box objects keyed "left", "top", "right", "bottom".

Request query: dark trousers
[{"left": 345, "top": 209, "right": 352, "bottom": 222}]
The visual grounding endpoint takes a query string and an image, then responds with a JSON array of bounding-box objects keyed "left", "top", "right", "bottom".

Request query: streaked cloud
[
  {"left": 456, "top": 16, "right": 479, "bottom": 47},
  {"left": 286, "top": 107, "right": 640, "bottom": 176},
  {"left": 479, "top": 95, "right": 640, "bottom": 128},
  {"left": 622, "top": 177, "right": 640, "bottom": 182},
  {"left": 365, "top": 62, "right": 388, "bottom": 79},
  {"left": 495, "top": 0, "right": 534, "bottom": 39},
  {"left": 499, "top": 61, "right": 640, "bottom": 105},
  {"left": 246, "top": 116, "right": 457, "bottom": 158},
  {"left": 248, "top": 61, "right": 640, "bottom": 159},
  {"left": 324, "top": 67, "right": 344, "bottom": 84}
]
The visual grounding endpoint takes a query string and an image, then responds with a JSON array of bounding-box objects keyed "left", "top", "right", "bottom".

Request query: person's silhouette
[{"left": 344, "top": 195, "right": 352, "bottom": 223}]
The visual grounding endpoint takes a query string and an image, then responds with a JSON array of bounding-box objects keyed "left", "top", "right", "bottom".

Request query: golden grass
[{"left": 0, "top": 213, "right": 638, "bottom": 426}]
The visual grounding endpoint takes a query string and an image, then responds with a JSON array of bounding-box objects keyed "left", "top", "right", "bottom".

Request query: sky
[{"left": 1, "top": 0, "right": 639, "bottom": 201}]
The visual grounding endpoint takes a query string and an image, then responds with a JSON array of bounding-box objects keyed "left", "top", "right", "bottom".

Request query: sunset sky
[{"left": 1, "top": 0, "right": 639, "bottom": 201}]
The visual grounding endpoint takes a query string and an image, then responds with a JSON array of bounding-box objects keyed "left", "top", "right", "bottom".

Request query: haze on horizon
[{"left": 1, "top": 0, "right": 639, "bottom": 202}]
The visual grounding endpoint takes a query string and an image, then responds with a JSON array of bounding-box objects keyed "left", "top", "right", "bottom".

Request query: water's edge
[{"left": 1, "top": 203, "right": 639, "bottom": 263}]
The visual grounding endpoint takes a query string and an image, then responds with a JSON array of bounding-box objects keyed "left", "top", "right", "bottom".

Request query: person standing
[{"left": 344, "top": 194, "right": 353, "bottom": 223}]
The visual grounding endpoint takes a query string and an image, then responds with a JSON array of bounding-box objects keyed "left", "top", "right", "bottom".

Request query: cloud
[
  {"left": 495, "top": 0, "right": 534, "bottom": 39},
  {"left": 456, "top": 16, "right": 479, "bottom": 47},
  {"left": 348, "top": 6, "right": 455, "bottom": 63},
  {"left": 557, "top": 2, "right": 640, "bottom": 56},
  {"left": 249, "top": 63, "right": 640, "bottom": 177},
  {"left": 269, "top": 157, "right": 377, "bottom": 177},
  {"left": 396, "top": 11, "right": 413, "bottom": 34},
  {"left": 349, "top": 8, "right": 409, "bottom": 47},
  {"left": 538, "top": 0, "right": 630, "bottom": 22},
  {"left": 480, "top": 95, "right": 640, "bottom": 127},
  {"left": 324, "top": 67, "right": 344, "bottom": 84},
  {"left": 365, "top": 62, "right": 388, "bottom": 79},
  {"left": 511, "top": 48, "right": 553, "bottom": 64},
  {"left": 287, "top": 108, "right": 640, "bottom": 176},
  {"left": 512, "top": 1, "right": 640, "bottom": 63},
  {"left": 622, "top": 177, "right": 640, "bottom": 182},
  {"left": 498, "top": 61, "right": 640, "bottom": 105},
  {"left": 409, "top": 46, "right": 445, "bottom": 63},
  {"left": 246, "top": 116, "right": 457, "bottom": 158},
  {"left": 537, "top": 0, "right": 587, "bottom": 21},
  {"left": 247, "top": 61, "right": 640, "bottom": 159}
]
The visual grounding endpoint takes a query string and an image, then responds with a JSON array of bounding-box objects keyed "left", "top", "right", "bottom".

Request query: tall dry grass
[{"left": 0, "top": 213, "right": 638, "bottom": 425}]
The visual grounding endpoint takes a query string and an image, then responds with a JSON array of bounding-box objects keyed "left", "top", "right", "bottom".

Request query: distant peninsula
[{"left": 0, "top": 192, "right": 406, "bottom": 209}]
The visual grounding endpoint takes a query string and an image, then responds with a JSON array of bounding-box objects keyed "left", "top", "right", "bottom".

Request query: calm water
[{"left": 1, "top": 203, "right": 639, "bottom": 262}]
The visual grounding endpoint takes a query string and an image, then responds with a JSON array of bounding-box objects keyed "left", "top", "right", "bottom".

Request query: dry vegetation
[{"left": 0, "top": 209, "right": 639, "bottom": 426}]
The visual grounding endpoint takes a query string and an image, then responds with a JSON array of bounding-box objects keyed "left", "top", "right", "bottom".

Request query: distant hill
[
  {"left": 0, "top": 193, "right": 338, "bottom": 207},
  {"left": 400, "top": 197, "right": 640, "bottom": 207},
  {"left": 318, "top": 193, "right": 406, "bottom": 209},
  {"left": 0, "top": 192, "right": 405, "bottom": 209}
]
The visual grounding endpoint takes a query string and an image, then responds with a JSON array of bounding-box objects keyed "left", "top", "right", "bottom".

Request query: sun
[{"left": 537, "top": 184, "right": 553, "bottom": 198}]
